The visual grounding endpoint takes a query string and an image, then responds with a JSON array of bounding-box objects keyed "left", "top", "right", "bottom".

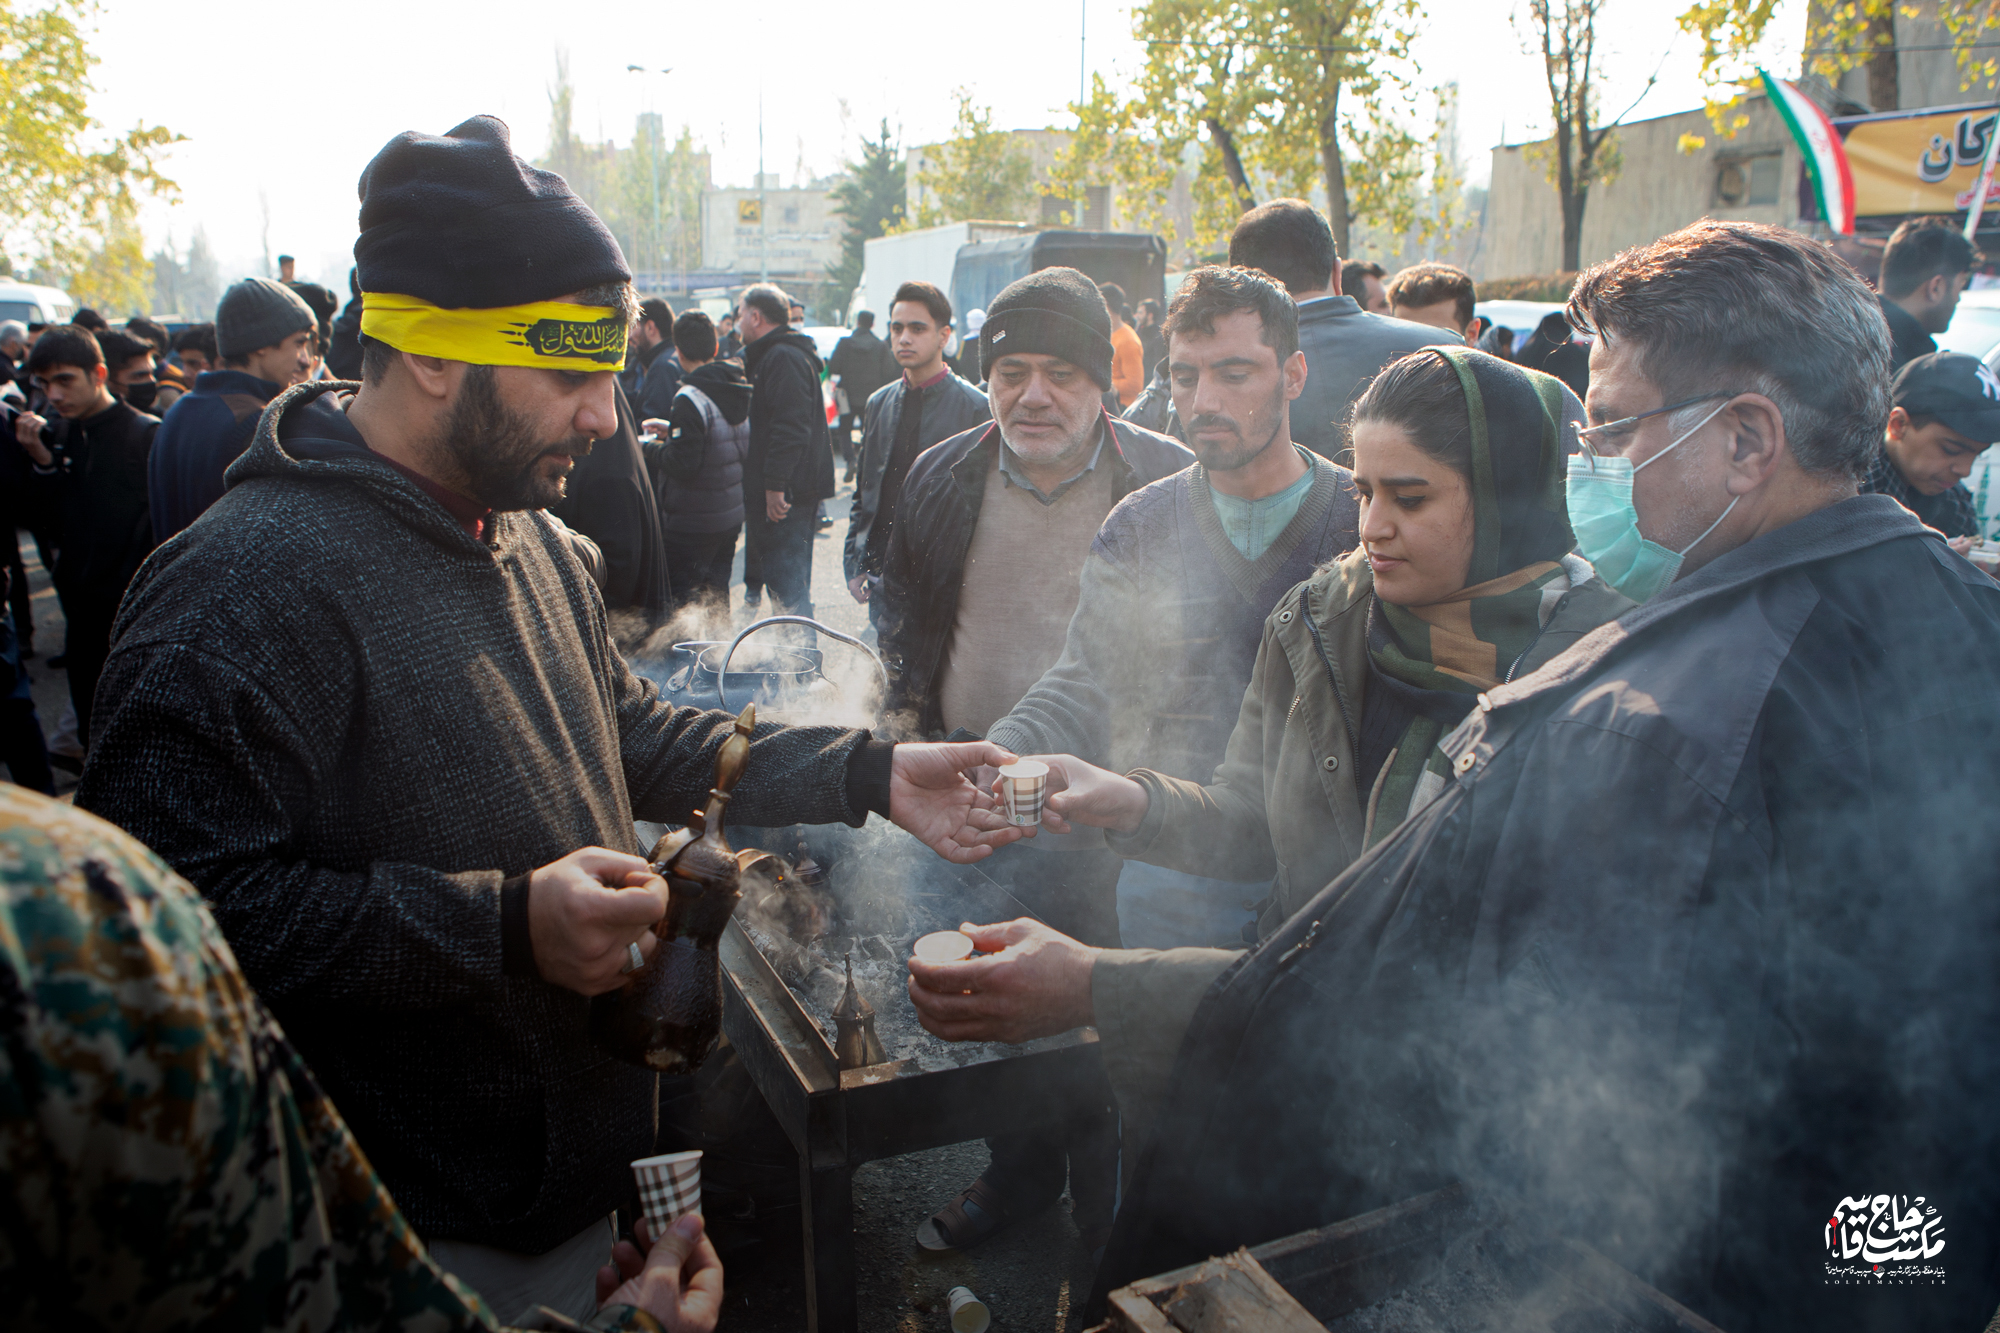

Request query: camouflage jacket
[{"left": 0, "top": 784, "right": 662, "bottom": 1333}]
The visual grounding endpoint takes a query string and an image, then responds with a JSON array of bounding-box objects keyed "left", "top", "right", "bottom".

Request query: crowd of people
[{"left": 2, "top": 109, "right": 1998, "bottom": 1333}]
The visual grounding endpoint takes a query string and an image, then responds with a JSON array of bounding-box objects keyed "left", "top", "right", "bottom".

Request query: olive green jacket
[{"left": 1090, "top": 548, "right": 1633, "bottom": 1136}]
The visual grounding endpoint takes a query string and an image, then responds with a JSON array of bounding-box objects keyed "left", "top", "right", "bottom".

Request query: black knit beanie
[
  {"left": 980, "top": 266, "right": 1113, "bottom": 389},
  {"left": 354, "top": 115, "right": 631, "bottom": 307}
]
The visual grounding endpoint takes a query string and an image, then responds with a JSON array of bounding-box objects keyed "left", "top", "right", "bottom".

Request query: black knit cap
[
  {"left": 354, "top": 115, "right": 631, "bottom": 308},
  {"left": 980, "top": 266, "right": 1114, "bottom": 389}
]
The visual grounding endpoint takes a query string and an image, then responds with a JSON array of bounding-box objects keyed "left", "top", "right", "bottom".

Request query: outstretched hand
[
  {"left": 1031, "top": 754, "right": 1149, "bottom": 835},
  {"left": 889, "top": 741, "right": 1035, "bottom": 863},
  {"left": 906, "top": 918, "right": 1100, "bottom": 1044},
  {"left": 595, "top": 1213, "right": 724, "bottom": 1333}
]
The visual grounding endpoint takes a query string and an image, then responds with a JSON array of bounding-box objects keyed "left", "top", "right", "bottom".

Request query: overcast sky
[{"left": 83, "top": 0, "right": 1802, "bottom": 292}]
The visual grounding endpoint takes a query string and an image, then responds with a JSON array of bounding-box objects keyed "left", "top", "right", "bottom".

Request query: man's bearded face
[{"left": 437, "top": 365, "right": 594, "bottom": 510}]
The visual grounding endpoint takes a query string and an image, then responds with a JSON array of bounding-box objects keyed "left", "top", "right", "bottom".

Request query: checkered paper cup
[
  {"left": 631, "top": 1150, "right": 703, "bottom": 1235},
  {"left": 998, "top": 759, "right": 1048, "bottom": 826}
]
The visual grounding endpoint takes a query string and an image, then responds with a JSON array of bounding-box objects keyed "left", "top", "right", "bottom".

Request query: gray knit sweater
[{"left": 77, "top": 382, "right": 873, "bottom": 1253}]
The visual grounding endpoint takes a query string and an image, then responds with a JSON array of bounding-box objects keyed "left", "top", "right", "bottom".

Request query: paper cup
[
  {"left": 998, "top": 759, "right": 1048, "bottom": 826},
  {"left": 947, "top": 1286, "right": 991, "bottom": 1333},
  {"left": 631, "top": 1149, "right": 703, "bottom": 1234},
  {"left": 913, "top": 930, "right": 975, "bottom": 964}
]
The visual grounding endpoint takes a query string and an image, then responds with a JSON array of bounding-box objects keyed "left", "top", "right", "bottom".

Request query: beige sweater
[{"left": 938, "top": 452, "right": 1119, "bottom": 736}]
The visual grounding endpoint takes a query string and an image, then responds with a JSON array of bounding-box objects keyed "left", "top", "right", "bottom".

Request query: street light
[{"left": 626, "top": 64, "right": 674, "bottom": 297}]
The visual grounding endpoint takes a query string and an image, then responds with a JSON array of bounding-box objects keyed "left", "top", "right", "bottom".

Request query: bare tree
[{"left": 1526, "top": 0, "right": 1659, "bottom": 271}]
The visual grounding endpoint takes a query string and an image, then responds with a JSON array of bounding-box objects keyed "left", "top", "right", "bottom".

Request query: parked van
[{"left": 0, "top": 281, "right": 77, "bottom": 327}]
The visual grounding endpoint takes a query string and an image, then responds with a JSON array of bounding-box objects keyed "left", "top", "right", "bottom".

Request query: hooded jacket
[
  {"left": 76, "top": 380, "right": 882, "bottom": 1253},
  {"left": 649, "top": 359, "right": 753, "bottom": 534},
  {"left": 743, "top": 327, "right": 835, "bottom": 504},
  {"left": 1093, "top": 496, "right": 2000, "bottom": 1332},
  {"left": 877, "top": 413, "right": 1193, "bottom": 739},
  {"left": 843, "top": 369, "right": 990, "bottom": 583}
]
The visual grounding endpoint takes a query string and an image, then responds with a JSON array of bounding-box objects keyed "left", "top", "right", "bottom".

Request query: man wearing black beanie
[
  {"left": 78, "top": 114, "right": 1023, "bottom": 1325},
  {"left": 876, "top": 266, "right": 1192, "bottom": 1258}
]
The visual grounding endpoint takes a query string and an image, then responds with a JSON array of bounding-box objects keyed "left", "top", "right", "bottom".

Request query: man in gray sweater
[{"left": 76, "top": 115, "right": 1015, "bottom": 1323}]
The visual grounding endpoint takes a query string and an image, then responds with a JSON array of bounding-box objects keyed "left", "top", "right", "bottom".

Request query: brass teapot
[{"left": 591, "top": 705, "right": 779, "bottom": 1073}]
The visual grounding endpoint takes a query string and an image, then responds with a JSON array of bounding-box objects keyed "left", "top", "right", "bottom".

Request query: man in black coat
[
  {"left": 12, "top": 325, "right": 158, "bottom": 747},
  {"left": 877, "top": 268, "right": 1190, "bottom": 1259},
  {"left": 1229, "top": 200, "right": 1456, "bottom": 456},
  {"left": 1876, "top": 216, "right": 1980, "bottom": 372},
  {"left": 828, "top": 309, "right": 897, "bottom": 479},
  {"left": 737, "top": 283, "right": 834, "bottom": 620},
  {"left": 914, "top": 222, "right": 2000, "bottom": 1333},
  {"left": 74, "top": 114, "right": 1020, "bottom": 1323}
]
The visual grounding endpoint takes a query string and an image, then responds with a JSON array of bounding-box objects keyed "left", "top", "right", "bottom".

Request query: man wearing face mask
[
  {"left": 916, "top": 222, "right": 2000, "bottom": 1332},
  {"left": 12, "top": 326, "right": 158, "bottom": 749}
]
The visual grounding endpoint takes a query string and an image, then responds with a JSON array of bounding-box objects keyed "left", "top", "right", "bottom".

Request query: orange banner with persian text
[{"left": 1836, "top": 105, "right": 2000, "bottom": 216}]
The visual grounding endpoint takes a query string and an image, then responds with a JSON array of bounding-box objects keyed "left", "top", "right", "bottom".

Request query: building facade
[{"left": 1476, "top": 96, "right": 1805, "bottom": 280}]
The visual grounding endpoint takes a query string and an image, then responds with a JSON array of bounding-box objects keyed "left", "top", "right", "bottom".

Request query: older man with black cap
[
  {"left": 1863, "top": 351, "right": 2000, "bottom": 545},
  {"left": 75, "top": 115, "right": 1020, "bottom": 1322},
  {"left": 876, "top": 266, "right": 1190, "bottom": 1258},
  {"left": 148, "top": 277, "right": 318, "bottom": 539}
]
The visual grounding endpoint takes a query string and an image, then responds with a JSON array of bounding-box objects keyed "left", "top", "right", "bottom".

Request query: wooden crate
[{"left": 1096, "top": 1186, "right": 1729, "bottom": 1333}]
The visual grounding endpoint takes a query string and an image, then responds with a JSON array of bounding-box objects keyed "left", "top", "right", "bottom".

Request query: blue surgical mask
[{"left": 1565, "top": 400, "right": 1737, "bottom": 603}]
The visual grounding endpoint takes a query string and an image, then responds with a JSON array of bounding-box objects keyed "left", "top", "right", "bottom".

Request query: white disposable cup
[
  {"left": 947, "top": 1285, "right": 991, "bottom": 1333},
  {"left": 630, "top": 1149, "right": 703, "bottom": 1235},
  {"left": 913, "top": 930, "right": 975, "bottom": 964},
  {"left": 998, "top": 759, "right": 1049, "bottom": 827}
]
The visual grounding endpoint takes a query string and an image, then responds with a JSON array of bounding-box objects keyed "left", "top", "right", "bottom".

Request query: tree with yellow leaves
[{"left": 2, "top": 0, "right": 179, "bottom": 310}]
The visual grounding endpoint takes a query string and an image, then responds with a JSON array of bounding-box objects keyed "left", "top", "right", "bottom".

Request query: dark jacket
[
  {"left": 1120, "top": 359, "right": 1181, "bottom": 440},
  {"left": 1096, "top": 496, "right": 2000, "bottom": 1332},
  {"left": 327, "top": 294, "right": 364, "bottom": 381},
  {"left": 76, "top": 379, "right": 883, "bottom": 1254},
  {"left": 648, "top": 359, "right": 752, "bottom": 535},
  {"left": 1292, "top": 296, "right": 1460, "bottom": 457},
  {"left": 549, "top": 383, "right": 671, "bottom": 625},
  {"left": 878, "top": 412, "right": 1193, "bottom": 738},
  {"left": 843, "top": 370, "right": 991, "bottom": 582},
  {"left": 636, "top": 346, "right": 683, "bottom": 421},
  {"left": 1881, "top": 293, "right": 1938, "bottom": 371},
  {"left": 618, "top": 337, "right": 666, "bottom": 402},
  {"left": 827, "top": 327, "right": 897, "bottom": 410},
  {"left": 32, "top": 398, "right": 158, "bottom": 611},
  {"left": 147, "top": 370, "right": 284, "bottom": 540},
  {"left": 743, "top": 328, "right": 835, "bottom": 504}
]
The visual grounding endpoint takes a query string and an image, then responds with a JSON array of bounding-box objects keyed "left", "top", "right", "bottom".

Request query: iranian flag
[{"left": 1761, "top": 68, "right": 1855, "bottom": 236}]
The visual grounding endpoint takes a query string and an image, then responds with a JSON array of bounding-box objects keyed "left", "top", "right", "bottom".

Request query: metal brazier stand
[{"left": 717, "top": 862, "right": 1111, "bottom": 1333}]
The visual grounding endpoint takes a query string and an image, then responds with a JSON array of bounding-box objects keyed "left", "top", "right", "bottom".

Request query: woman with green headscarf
[{"left": 1032, "top": 346, "right": 1633, "bottom": 952}]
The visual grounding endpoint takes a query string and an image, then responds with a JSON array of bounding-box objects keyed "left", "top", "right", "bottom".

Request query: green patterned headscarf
[{"left": 1364, "top": 347, "right": 1584, "bottom": 841}]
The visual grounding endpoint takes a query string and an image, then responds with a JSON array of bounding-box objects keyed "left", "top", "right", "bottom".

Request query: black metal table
[{"left": 714, "top": 857, "right": 1111, "bottom": 1333}]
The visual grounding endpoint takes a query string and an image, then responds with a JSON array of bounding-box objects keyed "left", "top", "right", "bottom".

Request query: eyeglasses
[{"left": 1575, "top": 392, "right": 1733, "bottom": 458}]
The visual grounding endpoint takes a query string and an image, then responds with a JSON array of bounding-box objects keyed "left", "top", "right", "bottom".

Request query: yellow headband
[{"left": 360, "top": 292, "right": 627, "bottom": 371}]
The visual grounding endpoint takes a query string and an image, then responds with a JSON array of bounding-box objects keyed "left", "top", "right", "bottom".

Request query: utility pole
[
  {"left": 758, "top": 83, "right": 769, "bottom": 282},
  {"left": 1079, "top": 0, "right": 1087, "bottom": 110},
  {"left": 626, "top": 65, "right": 673, "bottom": 294}
]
